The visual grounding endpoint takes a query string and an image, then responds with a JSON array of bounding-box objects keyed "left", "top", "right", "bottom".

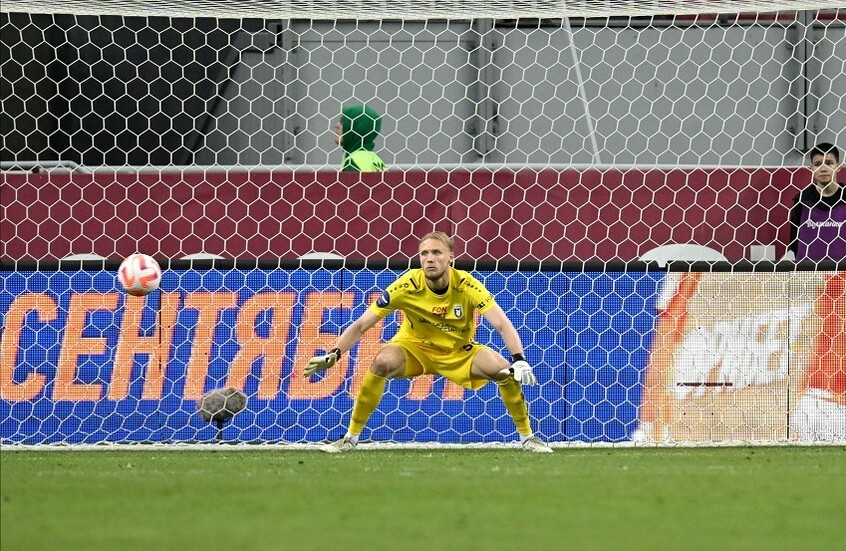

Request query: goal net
[{"left": 1, "top": 1, "right": 844, "bottom": 447}]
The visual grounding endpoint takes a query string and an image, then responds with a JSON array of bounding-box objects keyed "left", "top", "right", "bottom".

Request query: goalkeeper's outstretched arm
[
  {"left": 481, "top": 304, "right": 537, "bottom": 386},
  {"left": 303, "top": 310, "right": 381, "bottom": 377},
  {"left": 481, "top": 303, "right": 525, "bottom": 360}
]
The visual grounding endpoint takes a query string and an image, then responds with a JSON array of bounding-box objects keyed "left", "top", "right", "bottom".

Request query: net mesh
[
  {"left": 1, "top": 2, "right": 844, "bottom": 446},
  {"left": 2, "top": 10, "right": 845, "bottom": 261}
]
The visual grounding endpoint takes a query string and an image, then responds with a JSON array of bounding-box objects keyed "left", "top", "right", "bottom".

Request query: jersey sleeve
[
  {"left": 460, "top": 273, "right": 496, "bottom": 314},
  {"left": 368, "top": 273, "right": 411, "bottom": 318},
  {"left": 369, "top": 288, "right": 396, "bottom": 318}
]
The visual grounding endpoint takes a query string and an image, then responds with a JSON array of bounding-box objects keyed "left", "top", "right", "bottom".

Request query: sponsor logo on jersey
[
  {"left": 431, "top": 306, "right": 448, "bottom": 317},
  {"left": 376, "top": 290, "right": 391, "bottom": 308}
]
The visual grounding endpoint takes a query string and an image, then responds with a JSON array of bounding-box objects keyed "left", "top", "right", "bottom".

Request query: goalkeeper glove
[
  {"left": 502, "top": 353, "right": 537, "bottom": 386},
  {"left": 304, "top": 348, "right": 341, "bottom": 378}
]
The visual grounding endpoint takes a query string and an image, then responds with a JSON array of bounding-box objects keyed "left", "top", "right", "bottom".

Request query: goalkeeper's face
[{"left": 419, "top": 238, "right": 454, "bottom": 283}]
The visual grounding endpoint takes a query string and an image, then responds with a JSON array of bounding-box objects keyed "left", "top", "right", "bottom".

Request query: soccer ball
[
  {"left": 197, "top": 387, "right": 248, "bottom": 423},
  {"left": 117, "top": 253, "right": 162, "bottom": 296}
]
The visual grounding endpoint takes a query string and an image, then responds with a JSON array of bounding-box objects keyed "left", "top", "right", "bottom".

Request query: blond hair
[{"left": 419, "top": 231, "right": 454, "bottom": 252}]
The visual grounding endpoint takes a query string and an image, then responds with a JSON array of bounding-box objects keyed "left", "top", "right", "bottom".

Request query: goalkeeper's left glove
[
  {"left": 304, "top": 348, "right": 341, "bottom": 378},
  {"left": 501, "top": 353, "right": 537, "bottom": 386}
]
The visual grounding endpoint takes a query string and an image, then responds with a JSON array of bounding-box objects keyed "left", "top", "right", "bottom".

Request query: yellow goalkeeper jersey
[{"left": 369, "top": 267, "right": 496, "bottom": 352}]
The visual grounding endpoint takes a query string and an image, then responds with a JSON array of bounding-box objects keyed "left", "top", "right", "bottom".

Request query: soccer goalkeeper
[{"left": 303, "top": 231, "right": 552, "bottom": 453}]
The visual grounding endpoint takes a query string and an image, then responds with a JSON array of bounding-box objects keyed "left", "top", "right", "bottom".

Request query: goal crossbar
[{"left": 2, "top": 0, "right": 845, "bottom": 21}]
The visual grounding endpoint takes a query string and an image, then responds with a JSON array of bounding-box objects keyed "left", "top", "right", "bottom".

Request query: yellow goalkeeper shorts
[{"left": 390, "top": 337, "right": 490, "bottom": 390}]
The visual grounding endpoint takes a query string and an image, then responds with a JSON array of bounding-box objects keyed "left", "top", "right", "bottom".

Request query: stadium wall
[{"left": 0, "top": 167, "right": 808, "bottom": 262}]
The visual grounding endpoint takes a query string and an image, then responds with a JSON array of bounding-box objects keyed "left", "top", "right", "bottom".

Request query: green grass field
[{"left": 2, "top": 446, "right": 844, "bottom": 550}]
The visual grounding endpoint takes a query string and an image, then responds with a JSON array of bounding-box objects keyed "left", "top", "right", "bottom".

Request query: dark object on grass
[{"left": 197, "top": 387, "right": 247, "bottom": 440}]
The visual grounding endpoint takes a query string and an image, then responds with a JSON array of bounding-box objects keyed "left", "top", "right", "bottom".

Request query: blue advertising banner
[{"left": 0, "top": 268, "right": 662, "bottom": 444}]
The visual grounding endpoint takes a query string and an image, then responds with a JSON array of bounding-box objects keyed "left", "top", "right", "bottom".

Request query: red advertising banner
[{"left": 1, "top": 167, "right": 807, "bottom": 262}]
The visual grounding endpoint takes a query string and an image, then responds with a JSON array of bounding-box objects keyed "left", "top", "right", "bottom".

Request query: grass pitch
[{"left": 1, "top": 446, "right": 844, "bottom": 551}]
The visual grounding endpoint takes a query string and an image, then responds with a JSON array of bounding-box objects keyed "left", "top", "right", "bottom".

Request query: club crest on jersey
[
  {"left": 376, "top": 291, "right": 391, "bottom": 308},
  {"left": 453, "top": 305, "right": 463, "bottom": 318}
]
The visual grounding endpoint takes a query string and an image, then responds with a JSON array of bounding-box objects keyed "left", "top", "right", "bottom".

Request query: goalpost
[{"left": 1, "top": 1, "right": 844, "bottom": 447}]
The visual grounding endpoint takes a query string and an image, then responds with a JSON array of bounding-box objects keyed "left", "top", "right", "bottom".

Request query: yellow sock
[
  {"left": 497, "top": 377, "right": 532, "bottom": 436},
  {"left": 348, "top": 370, "right": 388, "bottom": 436}
]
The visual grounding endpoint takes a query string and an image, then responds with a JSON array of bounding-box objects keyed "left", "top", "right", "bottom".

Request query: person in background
[
  {"left": 787, "top": 142, "right": 846, "bottom": 262},
  {"left": 335, "top": 104, "right": 386, "bottom": 172}
]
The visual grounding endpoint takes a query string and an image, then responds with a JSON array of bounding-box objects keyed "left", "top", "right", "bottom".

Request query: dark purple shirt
[{"left": 789, "top": 184, "right": 846, "bottom": 261}]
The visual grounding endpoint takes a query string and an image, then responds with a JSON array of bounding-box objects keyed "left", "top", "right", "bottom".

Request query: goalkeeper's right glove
[
  {"left": 304, "top": 348, "right": 341, "bottom": 378},
  {"left": 501, "top": 353, "right": 538, "bottom": 386}
]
